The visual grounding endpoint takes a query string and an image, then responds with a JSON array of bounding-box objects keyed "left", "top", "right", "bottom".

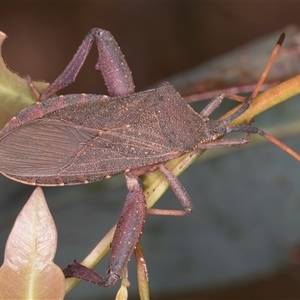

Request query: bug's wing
[
  {"left": 0, "top": 118, "right": 99, "bottom": 176},
  {"left": 0, "top": 117, "right": 177, "bottom": 182},
  {"left": 62, "top": 123, "right": 177, "bottom": 179}
]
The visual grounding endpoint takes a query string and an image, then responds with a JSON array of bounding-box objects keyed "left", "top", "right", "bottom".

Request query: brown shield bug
[{"left": 0, "top": 29, "right": 299, "bottom": 287}]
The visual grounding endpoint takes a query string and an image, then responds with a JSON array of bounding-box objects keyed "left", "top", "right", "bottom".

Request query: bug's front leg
[
  {"left": 40, "top": 28, "right": 134, "bottom": 100},
  {"left": 63, "top": 173, "right": 147, "bottom": 287}
]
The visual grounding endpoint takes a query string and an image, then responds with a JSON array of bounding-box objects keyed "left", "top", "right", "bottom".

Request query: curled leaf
[
  {"left": 0, "top": 187, "right": 65, "bottom": 300},
  {"left": 0, "top": 31, "right": 49, "bottom": 128}
]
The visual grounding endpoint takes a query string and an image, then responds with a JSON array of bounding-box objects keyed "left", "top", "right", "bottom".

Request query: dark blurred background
[
  {"left": 1, "top": 3, "right": 300, "bottom": 94},
  {"left": 1, "top": 2, "right": 300, "bottom": 300}
]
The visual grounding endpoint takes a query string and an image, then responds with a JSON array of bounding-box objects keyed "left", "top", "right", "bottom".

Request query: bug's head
[{"left": 202, "top": 118, "right": 228, "bottom": 141}]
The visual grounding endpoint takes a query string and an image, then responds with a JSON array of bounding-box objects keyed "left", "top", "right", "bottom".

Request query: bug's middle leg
[{"left": 147, "top": 164, "right": 193, "bottom": 217}]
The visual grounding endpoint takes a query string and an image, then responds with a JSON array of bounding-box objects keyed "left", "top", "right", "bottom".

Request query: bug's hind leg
[{"left": 40, "top": 28, "right": 134, "bottom": 101}]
